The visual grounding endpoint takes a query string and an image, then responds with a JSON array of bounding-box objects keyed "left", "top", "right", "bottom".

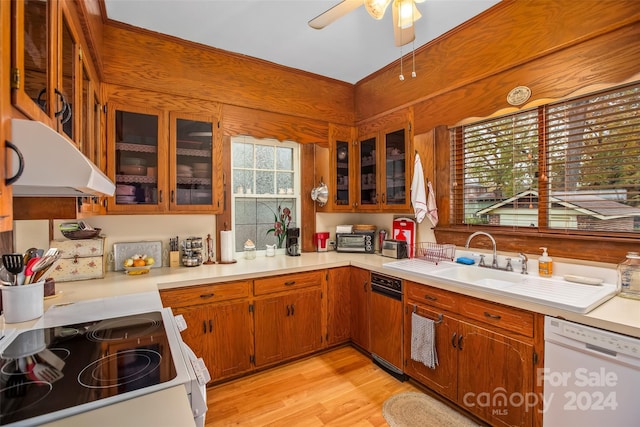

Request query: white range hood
[{"left": 9, "top": 119, "right": 115, "bottom": 197}]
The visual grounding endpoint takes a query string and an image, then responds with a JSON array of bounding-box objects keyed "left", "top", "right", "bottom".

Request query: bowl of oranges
[{"left": 123, "top": 254, "right": 155, "bottom": 275}]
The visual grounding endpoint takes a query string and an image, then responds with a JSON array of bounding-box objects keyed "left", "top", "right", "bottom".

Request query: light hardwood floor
[{"left": 206, "top": 346, "right": 424, "bottom": 426}]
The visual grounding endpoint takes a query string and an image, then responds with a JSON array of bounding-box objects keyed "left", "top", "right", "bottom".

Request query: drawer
[
  {"left": 405, "top": 281, "right": 458, "bottom": 312},
  {"left": 254, "top": 271, "right": 323, "bottom": 296},
  {"left": 161, "top": 280, "right": 250, "bottom": 308},
  {"left": 459, "top": 296, "right": 534, "bottom": 337}
]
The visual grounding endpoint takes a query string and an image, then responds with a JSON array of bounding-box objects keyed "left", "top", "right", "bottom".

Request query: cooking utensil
[
  {"left": 30, "top": 249, "right": 61, "bottom": 284},
  {"left": 23, "top": 247, "right": 38, "bottom": 266},
  {"left": 23, "top": 257, "right": 40, "bottom": 285},
  {"left": 2, "top": 254, "right": 24, "bottom": 286},
  {"left": 33, "top": 362, "right": 64, "bottom": 383}
]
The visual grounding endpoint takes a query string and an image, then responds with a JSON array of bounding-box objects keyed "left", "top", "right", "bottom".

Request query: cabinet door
[
  {"left": 254, "top": 296, "right": 288, "bottom": 366},
  {"left": 170, "top": 305, "right": 214, "bottom": 380},
  {"left": 356, "top": 134, "right": 379, "bottom": 210},
  {"left": 457, "top": 321, "right": 534, "bottom": 427},
  {"left": 107, "top": 103, "right": 167, "bottom": 213},
  {"left": 404, "top": 303, "right": 458, "bottom": 401},
  {"left": 211, "top": 301, "right": 253, "bottom": 380},
  {"left": 169, "top": 112, "right": 221, "bottom": 212},
  {"left": 370, "top": 289, "right": 403, "bottom": 369},
  {"left": 58, "top": 6, "right": 78, "bottom": 140},
  {"left": 285, "top": 289, "right": 322, "bottom": 357},
  {"left": 11, "top": 0, "right": 56, "bottom": 127},
  {"left": 349, "top": 267, "right": 370, "bottom": 350},
  {"left": 327, "top": 267, "right": 351, "bottom": 345},
  {"left": 381, "top": 127, "right": 410, "bottom": 210}
]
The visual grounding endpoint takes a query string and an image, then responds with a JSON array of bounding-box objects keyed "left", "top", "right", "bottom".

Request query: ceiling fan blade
[
  {"left": 308, "top": 0, "right": 363, "bottom": 29},
  {"left": 392, "top": 1, "right": 416, "bottom": 46}
]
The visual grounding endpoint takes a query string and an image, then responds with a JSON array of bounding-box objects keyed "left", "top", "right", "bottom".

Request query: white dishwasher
[{"left": 543, "top": 316, "right": 640, "bottom": 427}]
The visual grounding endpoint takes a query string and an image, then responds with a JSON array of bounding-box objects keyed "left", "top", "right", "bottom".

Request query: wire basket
[{"left": 414, "top": 242, "right": 456, "bottom": 264}]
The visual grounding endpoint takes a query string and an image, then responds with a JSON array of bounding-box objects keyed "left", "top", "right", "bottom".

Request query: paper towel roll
[{"left": 220, "top": 230, "right": 234, "bottom": 263}]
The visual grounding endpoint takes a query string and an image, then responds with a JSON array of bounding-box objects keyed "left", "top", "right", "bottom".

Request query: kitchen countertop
[
  {"left": 2, "top": 250, "right": 639, "bottom": 426},
  {"left": 24, "top": 251, "right": 639, "bottom": 338}
]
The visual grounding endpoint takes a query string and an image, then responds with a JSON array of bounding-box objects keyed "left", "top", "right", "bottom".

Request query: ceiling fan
[{"left": 309, "top": 0, "right": 425, "bottom": 47}]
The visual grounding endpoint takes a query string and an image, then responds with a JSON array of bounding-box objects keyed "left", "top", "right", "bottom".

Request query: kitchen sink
[
  {"left": 430, "top": 266, "right": 526, "bottom": 289},
  {"left": 383, "top": 259, "right": 618, "bottom": 313}
]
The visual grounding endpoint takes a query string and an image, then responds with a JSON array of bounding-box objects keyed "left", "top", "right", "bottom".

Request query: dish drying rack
[{"left": 413, "top": 242, "right": 456, "bottom": 264}]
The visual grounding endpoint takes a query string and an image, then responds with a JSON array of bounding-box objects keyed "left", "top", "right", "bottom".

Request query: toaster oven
[{"left": 336, "top": 232, "right": 375, "bottom": 253}]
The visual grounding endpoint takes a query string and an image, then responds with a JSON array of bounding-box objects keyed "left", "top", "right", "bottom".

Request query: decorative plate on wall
[{"left": 507, "top": 86, "right": 532, "bottom": 106}]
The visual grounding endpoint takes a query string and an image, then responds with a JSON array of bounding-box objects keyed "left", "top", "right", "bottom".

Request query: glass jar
[
  {"left": 617, "top": 252, "right": 640, "bottom": 299},
  {"left": 244, "top": 240, "right": 256, "bottom": 260}
]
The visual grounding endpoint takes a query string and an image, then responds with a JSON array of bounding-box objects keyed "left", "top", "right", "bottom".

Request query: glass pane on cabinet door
[
  {"left": 359, "top": 137, "right": 377, "bottom": 205},
  {"left": 23, "top": 0, "right": 50, "bottom": 113},
  {"left": 384, "top": 129, "right": 406, "bottom": 205},
  {"left": 335, "top": 140, "right": 350, "bottom": 206},
  {"left": 115, "top": 111, "right": 159, "bottom": 205},
  {"left": 175, "top": 119, "right": 213, "bottom": 205}
]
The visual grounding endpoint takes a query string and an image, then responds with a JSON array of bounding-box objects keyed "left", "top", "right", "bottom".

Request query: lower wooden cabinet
[
  {"left": 404, "top": 280, "right": 540, "bottom": 427},
  {"left": 326, "top": 266, "right": 351, "bottom": 345},
  {"left": 350, "top": 267, "right": 370, "bottom": 351},
  {"left": 160, "top": 280, "right": 253, "bottom": 383}
]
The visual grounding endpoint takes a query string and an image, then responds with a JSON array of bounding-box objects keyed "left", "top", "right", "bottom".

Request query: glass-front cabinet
[
  {"left": 107, "top": 103, "right": 221, "bottom": 213},
  {"left": 356, "top": 124, "right": 411, "bottom": 212},
  {"left": 383, "top": 128, "right": 408, "bottom": 207},
  {"left": 357, "top": 135, "right": 379, "bottom": 210},
  {"left": 328, "top": 124, "right": 356, "bottom": 211},
  {"left": 169, "top": 112, "right": 217, "bottom": 212},
  {"left": 12, "top": 0, "right": 81, "bottom": 140},
  {"left": 108, "top": 105, "right": 164, "bottom": 213}
]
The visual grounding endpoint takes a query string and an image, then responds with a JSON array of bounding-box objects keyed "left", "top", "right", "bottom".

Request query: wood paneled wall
[
  {"left": 100, "top": 23, "right": 354, "bottom": 128},
  {"left": 356, "top": 0, "right": 640, "bottom": 128}
]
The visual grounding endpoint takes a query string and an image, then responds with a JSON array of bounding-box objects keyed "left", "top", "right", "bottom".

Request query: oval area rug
[{"left": 382, "top": 391, "right": 480, "bottom": 427}]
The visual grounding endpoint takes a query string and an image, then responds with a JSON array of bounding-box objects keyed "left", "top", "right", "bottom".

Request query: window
[
  {"left": 231, "top": 136, "right": 300, "bottom": 252},
  {"left": 451, "top": 81, "right": 640, "bottom": 235}
]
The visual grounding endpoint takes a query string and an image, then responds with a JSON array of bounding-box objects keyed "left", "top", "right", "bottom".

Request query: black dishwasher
[{"left": 370, "top": 272, "right": 406, "bottom": 381}]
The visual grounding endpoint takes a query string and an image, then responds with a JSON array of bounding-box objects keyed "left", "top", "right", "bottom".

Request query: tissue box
[{"left": 44, "top": 237, "right": 105, "bottom": 282}]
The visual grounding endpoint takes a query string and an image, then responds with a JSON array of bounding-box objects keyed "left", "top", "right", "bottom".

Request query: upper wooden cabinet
[
  {"left": 356, "top": 124, "right": 412, "bottom": 212},
  {"left": 106, "top": 101, "right": 223, "bottom": 214},
  {"left": 11, "top": 0, "right": 91, "bottom": 144}
]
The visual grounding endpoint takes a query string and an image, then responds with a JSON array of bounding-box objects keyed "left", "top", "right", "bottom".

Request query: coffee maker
[{"left": 286, "top": 228, "right": 300, "bottom": 256}]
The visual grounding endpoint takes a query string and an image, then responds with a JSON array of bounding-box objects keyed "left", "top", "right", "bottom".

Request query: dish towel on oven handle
[
  {"left": 411, "top": 312, "right": 438, "bottom": 369},
  {"left": 411, "top": 153, "right": 428, "bottom": 223},
  {"left": 427, "top": 180, "right": 439, "bottom": 226}
]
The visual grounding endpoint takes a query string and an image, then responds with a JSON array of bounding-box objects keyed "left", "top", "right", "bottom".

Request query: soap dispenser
[{"left": 538, "top": 247, "right": 553, "bottom": 277}]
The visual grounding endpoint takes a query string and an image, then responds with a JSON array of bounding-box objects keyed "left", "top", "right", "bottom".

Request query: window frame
[
  {"left": 450, "top": 81, "right": 640, "bottom": 240},
  {"left": 230, "top": 136, "right": 301, "bottom": 254}
]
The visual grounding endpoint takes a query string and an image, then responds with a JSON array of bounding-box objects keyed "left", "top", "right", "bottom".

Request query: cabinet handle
[
  {"left": 286, "top": 305, "right": 290, "bottom": 316},
  {"left": 484, "top": 311, "right": 502, "bottom": 320},
  {"left": 451, "top": 332, "right": 457, "bottom": 348},
  {"left": 203, "top": 320, "right": 206, "bottom": 333},
  {"left": 284, "top": 281, "right": 296, "bottom": 286},
  {"left": 291, "top": 304, "right": 295, "bottom": 316},
  {"left": 458, "top": 335, "right": 464, "bottom": 350},
  {"left": 200, "top": 293, "right": 215, "bottom": 299},
  {"left": 159, "top": 190, "right": 163, "bottom": 203},
  {"left": 382, "top": 193, "right": 386, "bottom": 203},
  {"left": 364, "top": 281, "right": 368, "bottom": 292},
  {"left": 5, "top": 141, "right": 24, "bottom": 185},
  {"left": 424, "top": 294, "right": 437, "bottom": 301},
  {"left": 209, "top": 319, "right": 213, "bottom": 333},
  {"left": 171, "top": 190, "right": 175, "bottom": 203}
]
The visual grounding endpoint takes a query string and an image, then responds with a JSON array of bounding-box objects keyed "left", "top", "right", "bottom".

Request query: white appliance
[
  {"left": 0, "top": 294, "right": 209, "bottom": 427},
  {"left": 543, "top": 316, "right": 640, "bottom": 426}
]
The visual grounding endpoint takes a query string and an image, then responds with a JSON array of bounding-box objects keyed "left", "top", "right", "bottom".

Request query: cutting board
[{"left": 113, "top": 241, "right": 163, "bottom": 271}]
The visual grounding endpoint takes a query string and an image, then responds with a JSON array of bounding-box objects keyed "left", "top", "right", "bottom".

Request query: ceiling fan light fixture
[
  {"left": 364, "top": 0, "right": 392, "bottom": 20},
  {"left": 396, "top": 0, "right": 422, "bottom": 29}
]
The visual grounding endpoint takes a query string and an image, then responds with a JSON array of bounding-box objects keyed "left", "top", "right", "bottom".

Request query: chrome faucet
[
  {"left": 465, "top": 231, "right": 498, "bottom": 269},
  {"left": 518, "top": 253, "right": 529, "bottom": 275}
]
